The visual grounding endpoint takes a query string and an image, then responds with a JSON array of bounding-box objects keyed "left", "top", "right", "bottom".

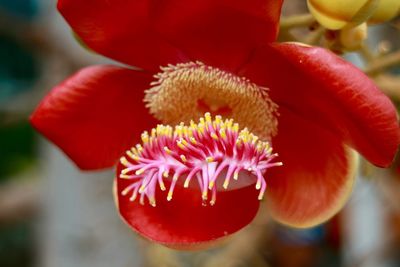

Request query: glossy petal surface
[
  {"left": 58, "top": 0, "right": 283, "bottom": 72},
  {"left": 31, "top": 65, "right": 158, "bottom": 170},
  {"left": 152, "top": 0, "right": 283, "bottom": 72},
  {"left": 266, "top": 108, "right": 357, "bottom": 227},
  {"left": 57, "top": 0, "right": 188, "bottom": 71},
  {"left": 116, "top": 169, "right": 260, "bottom": 247},
  {"left": 241, "top": 43, "right": 400, "bottom": 167}
]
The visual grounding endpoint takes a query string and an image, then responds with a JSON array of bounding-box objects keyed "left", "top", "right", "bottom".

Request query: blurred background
[{"left": 0, "top": 0, "right": 399, "bottom": 266}]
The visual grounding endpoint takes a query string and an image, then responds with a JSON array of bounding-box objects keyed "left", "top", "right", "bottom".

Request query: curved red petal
[
  {"left": 241, "top": 43, "right": 400, "bottom": 167},
  {"left": 57, "top": 0, "right": 188, "bottom": 71},
  {"left": 266, "top": 108, "right": 357, "bottom": 227},
  {"left": 115, "top": 169, "right": 260, "bottom": 248},
  {"left": 152, "top": 0, "right": 283, "bottom": 72},
  {"left": 30, "top": 65, "right": 158, "bottom": 170}
]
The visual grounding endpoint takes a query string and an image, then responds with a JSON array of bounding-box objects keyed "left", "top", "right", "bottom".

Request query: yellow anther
[
  {"left": 206, "top": 157, "right": 214, "bottom": 163},
  {"left": 136, "top": 144, "right": 143, "bottom": 152},
  {"left": 190, "top": 120, "right": 197, "bottom": 129},
  {"left": 135, "top": 168, "right": 145, "bottom": 175},
  {"left": 223, "top": 179, "right": 230, "bottom": 189},
  {"left": 126, "top": 150, "right": 139, "bottom": 161},
  {"left": 167, "top": 192, "right": 173, "bottom": 201},
  {"left": 141, "top": 132, "right": 149, "bottom": 143},
  {"left": 160, "top": 180, "right": 167, "bottom": 191},
  {"left": 121, "top": 168, "right": 131, "bottom": 175},
  {"left": 182, "top": 126, "right": 189, "bottom": 136},
  {"left": 236, "top": 139, "right": 242, "bottom": 147},
  {"left": 149, "top": 198, "right": 156, "bottom": 207},
  {"left": 151, "top": 128, "right": 156, "bottom": 138},
  {"left": 131, "top": 147, "right": 138, "bottom": 155},
  {"left": 256, "top": 143, "right": 263, "bottom": 152},
  {"left": 121, "top": 187, "right": 131, "bottom": 196},
  {"left": 219, "top": 128, "right": 227, "bottom": 139},
  {"left": 184, "top": 178, "right": 190, "bottom": 188},
  {"left": 129, "top": 194, "right": 137, "bottom": 202},
  {"left": 233, "top": 170, "right": 239, "bottom": 180},
  {"left": 256, "top": 181, "right": 261, "bottom": 190},
  {"left": 120, "top": 157, "right": 130, "bottom": 167},
  {"left": 164, "top": 146, "right": 172, "bottom": 154},
  {"left": 211, "top": 132, "right": 219, "bottom": 140},
  {"left": 180, "top": 155, "right": 187, "bottom": 162},
  {"left": 215, "top": 115, "right": 222, "bottom": 124},
  {"left": 198, "top": 124, "right": 205, "bottom": 134},
  {"left": 265, "top": 147, "right": 273, "bottom": 154},
  {"left": 119, "top": 174, "right": 132, "bottom": 179},
  {"left": 208, "top": 180, "right": 215, "bottom": 189},
  {"left": 163, "top": 170, "right": 169, "bottom": 177},
  {"left": 190, "top": 137, "right": 197, "bottom": 144},
  {"left": 225, "top": 119, "right": 233, "bottom": 129},
  {"left": 181, "top": 139, "right": 189, "bottom": 146},
  {"left": 139, "top": 184, "right": 146, "bottom": 193},
  {"left": 205, "top": 112, "right": 212, "bottom": 123},
  {"left": 177, "top": 141, "right": 186, "bottom": 150}
]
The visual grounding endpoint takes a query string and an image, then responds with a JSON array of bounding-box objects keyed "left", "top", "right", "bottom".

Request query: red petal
[
  {"left": 116, "top": 169, "right": 260, "bottom": 248},
  {"left": 57, "top": 0, "right": 188, "bottom": 71},
  {"left": 30, "top": 65, "right": 158, "bottom": 170},
  {"left": 241, "top": 43, "right": 400, "bottom": 167},
  {"left": 152, "top": 0, "right": 283, "bottom": 71},
  {"left": 266, "top": 108, "right": 357, "bottom": 227}
]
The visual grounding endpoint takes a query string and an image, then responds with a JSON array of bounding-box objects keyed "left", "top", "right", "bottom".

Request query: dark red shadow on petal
[
  {"left": 240, "top": 43, "right": 400, "bottom": 167},
  {"left": 266, "top": 107, "right": 356, "bottom": 227},
  {"left": 116, "top": 167, "right": 260, "bottom": 247},
  {"left": 31, "top": 65, "right": 158, "bottom": 170},
  {"left": 58, "top": 0, "right": 188, "bottom": 71},
  {"left": 151, "top": 0, "right": 283, "bottom": 72}
]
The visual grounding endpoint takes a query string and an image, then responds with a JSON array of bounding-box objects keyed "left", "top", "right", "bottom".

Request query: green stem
[
  {"left": 280, "top": 14, "right": 316, "bottom": 29},
  {"left": 364, "top": 49, "right": 400, "bottom": 75}
]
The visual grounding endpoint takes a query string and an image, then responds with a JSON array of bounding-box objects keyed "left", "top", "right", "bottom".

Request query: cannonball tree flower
[{"left": 31, "top": 0, "right": 400, "bottom": 248}]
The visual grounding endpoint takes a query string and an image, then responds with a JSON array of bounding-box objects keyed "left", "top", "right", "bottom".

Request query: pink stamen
[{"left": 117, "top": 113, "right": 282, "bottom": 207}]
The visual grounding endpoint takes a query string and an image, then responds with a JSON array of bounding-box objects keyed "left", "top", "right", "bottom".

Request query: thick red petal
[
  {"left": 115, "top": 169, "right": 260, "bottom": 248},
  {"left": 57, "top": 0, "right": 188, "bottom": 71},
  {"left": 266, "top": 108, "right": 357, "bottom": 227},
  {"left": 152, "top": 0, "right": 283, "bottom": 72},
  {"left": 30, "top": 65, "right": 158, "bottom": 170},
  {"left": 241, "top": 43, "right": 400, "bottom": 167}
]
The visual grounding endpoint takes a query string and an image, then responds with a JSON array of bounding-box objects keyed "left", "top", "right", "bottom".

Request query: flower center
[
  {"left": 144, "top": 61, "right": 278, "bottom": 140},
  {"left": 118, "top": 113, "right": 282, "bottom": 207}
]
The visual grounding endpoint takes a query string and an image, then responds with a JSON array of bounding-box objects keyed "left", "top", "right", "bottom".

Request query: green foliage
[{"left": 0, "top": 119, "right": 35, "bottom": 181}]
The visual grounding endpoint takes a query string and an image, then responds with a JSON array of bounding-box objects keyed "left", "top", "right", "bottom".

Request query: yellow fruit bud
[
  {"left": 339, "top": 23, "right": 368, "bottom": 50},
  {"left": 369, "top": 0, "right": 400, "bottom": 23},
  {"left": 307, "top": 0, "right": 379, "bottom": 29}
]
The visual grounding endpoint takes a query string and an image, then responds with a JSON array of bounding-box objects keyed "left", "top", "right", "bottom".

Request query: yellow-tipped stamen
[
  {"left": 120, "top": 157, "right": 130, "bottom": 167},
  {"left": 135, "top": 168, "right": 145, "bottom": 175},
  {"left": 118, "top": 113, "right": 282, "bottom": 207}
]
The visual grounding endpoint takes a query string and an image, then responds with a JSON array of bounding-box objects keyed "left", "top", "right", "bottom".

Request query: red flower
[{"left": 31, "top": 0, "right": 399, "bottom": 249}]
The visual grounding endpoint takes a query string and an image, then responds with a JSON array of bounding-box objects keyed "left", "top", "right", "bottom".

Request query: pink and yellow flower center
[
  {"left": 144, "top": 61, "right": 279, "bottom": 140},
  {"left": 118, "top": 113, "right": 282, "bottom": 207}
]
